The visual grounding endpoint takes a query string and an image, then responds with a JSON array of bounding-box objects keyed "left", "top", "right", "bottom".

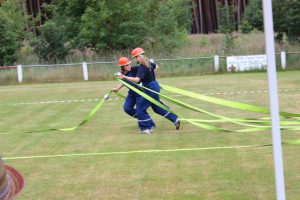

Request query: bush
[
  {"left": 241, "top": 0, "right": 263, "bottom": 33},
  {"left": 242, "top": 0, "right": 300, "bottom": 42},
  {"left": 216, "top": 2, "right": 236, "bottom": 53},
  {"left": 0, "top": 0, "right": 25, "bottom": 65},
  {"left": 31, "top": 21, "right": 69, "bottom": 63},
  {"left": 150, "top": 0, "right": 189, "bottom": 53},
  {"left": 273, "top": 0, "right": 300, "bottom": 42},
  {"left": 0, "top": 17, "right": 19, "bottom": 66},
  {"left": 52, "top": 0, "right": 192, "bottom": 54},
  {"left": 241, "top": 20, "right": 254, "bottom": 34}
]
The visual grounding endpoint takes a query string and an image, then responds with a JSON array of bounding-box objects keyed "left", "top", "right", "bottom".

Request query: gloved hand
[
  {"left": 103, "top": 94, "right": 110, "bottom": 100},
  {"left": 114, "top": 72, "right": 122, "bottom": 77}
]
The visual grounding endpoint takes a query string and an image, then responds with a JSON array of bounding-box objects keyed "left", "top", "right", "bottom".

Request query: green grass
[{"left": 1, "top": 71, "right": 300, "bottom": 199}]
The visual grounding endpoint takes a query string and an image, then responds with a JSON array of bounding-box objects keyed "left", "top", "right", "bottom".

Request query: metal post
[
  {"left": 262, "top": 1, "right": 286, "bottom": 200},
  {"left": 82, "top": 62, "right": 89, "bottom": 81},
  {"left": 17, "top": 65, "right": 23, "bottom": 83},
  {"left": 214, "top": 55, "right": 219, "bottom": 72},
  {"left": 280, "top": 51, "right": 286, "bottom": 70}
]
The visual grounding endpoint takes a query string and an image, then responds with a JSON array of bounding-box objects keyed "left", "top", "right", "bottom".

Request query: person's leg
[
  {"left": 150, "top": 96, "right": 180, "bottom": 130},
  {"left": 147, "top": 81, "right": 180, "bottom": 129},
  {"left": 136, "top": 96, "right": 154, "bottom": 133},
  {"left": 123, "top": 94, "right": 137, "bottom": 118},
  {"left": 151, "top": 100, "right": 178, "bottom": 121}
]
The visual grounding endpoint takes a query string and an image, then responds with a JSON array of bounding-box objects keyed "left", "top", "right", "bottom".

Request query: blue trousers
[
  {"left": 137, "top": 80, "right": 178, "bottom": 131},
  {"left": 123, "top": 93, "right": 138, "bottom": 118},
  {"left": 124, "top": 92, "right": 156, "bottom": 127}
]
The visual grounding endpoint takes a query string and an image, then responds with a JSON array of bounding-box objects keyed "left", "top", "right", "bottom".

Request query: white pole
[
  {"left": 280, "top": 51, "right": 286, "bottom": 70},
  {"left": 82, "top": 62, "right": 89, "bottom": 81},
  {"left": 262, "top": 1, "right": 286, "bottom": 200},
  {"left": 17, "top": 64, "right": 23, "bottom": 83},
  {"left": 214, "top": 55, "right": 219, "bottom": 72}
]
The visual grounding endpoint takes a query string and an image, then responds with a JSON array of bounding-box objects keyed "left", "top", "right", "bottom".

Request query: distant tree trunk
[
  {"left": 206, "top": 0, "right": 214, "bottom": 33},
  {"left": 198, "top": 0, "right": 204, "bottom": 33},
  {"left": 237, "top": 0, "right": 241, "bottom": 31},
  {"left": 29, "top": 0, "right": 34, "bottom": 15},
  {"left": 215, "top": 0, "right": 219, "bottom": 28},
  {"left": 193, "top": 1, "right": 200, "bottom": 33},
  {"left": 224, "top": 0, "right": 230, "bottom": 23},
  {"left": 28, "top": 0, "right": 38, "bottom": 35},
  {"left": 22, "top": 0, "right": 30, "bottom": 34},
  {"left": 37, "top": 0, "right": 42, "bottom": 26}
]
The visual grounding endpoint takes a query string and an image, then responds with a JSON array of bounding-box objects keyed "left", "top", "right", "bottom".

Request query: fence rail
[{"left": 0, "top": 52, "right": 299, "bottom": 84}]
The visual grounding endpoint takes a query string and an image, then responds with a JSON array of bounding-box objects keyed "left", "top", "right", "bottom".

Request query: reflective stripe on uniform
[
  {"left": 163, "top": 112, "right": 170, "bottom": 117},
  {"left": 138, "top": 118, "right": 152, "bottom": 122}
]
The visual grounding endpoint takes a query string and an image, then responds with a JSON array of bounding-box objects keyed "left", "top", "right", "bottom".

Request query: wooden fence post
[
  {"left": 82, "top": 62, "right": 89, "bottom": 81},
  {"left": 214, "top": 55, "right": 219, "bottom": 72},
  {"left": 17, "top": 65, "right": 23, "bottom": 83},
  {"left": 280, "top": 51, "right": 286, "bottom": 70}
]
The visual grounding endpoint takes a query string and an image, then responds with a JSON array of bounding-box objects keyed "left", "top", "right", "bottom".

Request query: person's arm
[
  {"left": 150, "top": 62, "right": 158, "bottom": 78},
  {"left": 150, "top": 59, "right": 159, "bottom": 71},
  {"left": 119, "top": 75, "right": 141, "bottom": 83},
  {"left": 111, "top": 84, "right": 124, "bottom": 92}
]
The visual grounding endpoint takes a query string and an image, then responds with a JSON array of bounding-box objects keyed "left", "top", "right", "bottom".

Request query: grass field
[{"left": 1, "top": 71, "right": 300, "bottom": 200}]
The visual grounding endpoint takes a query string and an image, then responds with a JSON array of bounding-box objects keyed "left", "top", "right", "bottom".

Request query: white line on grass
[
  {"left": 3, "top": 144, "right": 270, "bottom": 160},
  {"left": 1, "top": 88, "right": 300, "bottom": 107}
]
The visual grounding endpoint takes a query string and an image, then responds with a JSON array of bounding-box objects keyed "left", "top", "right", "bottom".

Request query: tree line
[
  {"left": 0, "top": 0, "right": 299, "bottom": 66},
  {"left": 1, "top": 0, "right": 192, "bottom": 65},
  {"left": 191, "top": 0, "right": 249, "bottom": 34}
]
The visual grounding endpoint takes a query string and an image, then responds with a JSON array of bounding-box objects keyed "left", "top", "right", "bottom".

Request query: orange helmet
[
  {"left": 118, "top": 57, "right": 131, "bottom": 67},
  {"left": 131, "top": 47, "right": 145, "bottom": 58}
]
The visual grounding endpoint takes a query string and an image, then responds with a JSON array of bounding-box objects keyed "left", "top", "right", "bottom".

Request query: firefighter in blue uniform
[
  {"left": 112, "top": 57, "right": 156, "bottom": 129},
  {"left": 117, "top": 48, "right": 180, "bottom": 134}
]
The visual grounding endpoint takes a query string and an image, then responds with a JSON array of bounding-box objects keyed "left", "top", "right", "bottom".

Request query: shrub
[
  {"left": 31, "top": 21, "right": 69, "bottom": 63},
  {"left": 0, "top": 17, "right": 18, "bottom": 65}
]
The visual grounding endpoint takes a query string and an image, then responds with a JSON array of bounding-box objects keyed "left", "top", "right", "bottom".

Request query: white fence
[{"left": 1, "top": 51, "right": 298, "bottom": 83}]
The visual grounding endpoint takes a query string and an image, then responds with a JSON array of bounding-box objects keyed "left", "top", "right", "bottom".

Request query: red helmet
[
  {"left": 118, "top": 57, "right": 131, "bottom": 67},
  {"left": 131, "top": 47, "right": 145, "bottom": 58}
]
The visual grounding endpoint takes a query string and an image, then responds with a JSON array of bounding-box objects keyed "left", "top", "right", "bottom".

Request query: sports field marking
[
  {"left": 5, "top": 98, "right": 102, "bottom": 106},
  {"left": 1, "top": 88, "right": 299, "bottom": 107},
  {"left": 3, "top": 144, "right": 271, "bottom": 161}
]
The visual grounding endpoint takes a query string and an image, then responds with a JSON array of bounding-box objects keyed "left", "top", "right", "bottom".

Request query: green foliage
[
  {"left": 241, "top": 0, "right": 263, "bottom": 33},
  {"left": 0, "top": 17, "right": 18, "bottom": 66},
  {"left": 224, "top": 33, "right": 235, "bottom": 52},
  {"left": 150, "top": 0, "right": 189, "bottom": 53},
  {"left": 242, "top": 0, "right": 300, "bottom": 42},
  {"left": 0, "top": 0, "right": 26, "bottom": 40},
  {"left": 199, "top": 35, "right": 210, "bottom": 47},
  {"left": 217, "top": 3, "right": 236, "bottom": 34},
  {"left": 77, "top": 0, "right": 148, "bottom": 50},
  {"left": 31, "top": 21, "right": 69, "bottom": 63},
  {"left": 0, "top": 0, "right": 27, "bottom": 65},
  {"left": 51, "top": 0, "right": 96, "bottom": 44},
  {"left": 273, "top": 0, "right": 300, "bottom": 42},
  {"left": 50, "top": 0, "right": 192, "bottom": 53},
  {"left": 216, "top": 3, "right": 236, "bottom": 53},
  {"left": 240, "top": 20, "right": 254, "bottom": 34}
]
